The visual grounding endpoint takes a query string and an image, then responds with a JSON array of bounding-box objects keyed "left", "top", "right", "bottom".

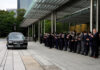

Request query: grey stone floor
[{"left": 0, "top": 39, "right": 100, "bottom": 70}]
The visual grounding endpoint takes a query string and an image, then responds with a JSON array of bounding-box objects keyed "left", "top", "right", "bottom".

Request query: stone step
[
  {"left": 21, "top": 56, "right": 43, "bottom": 70},
  {"left": 42, "top": 65, "right": 61, "bottom": 70}
]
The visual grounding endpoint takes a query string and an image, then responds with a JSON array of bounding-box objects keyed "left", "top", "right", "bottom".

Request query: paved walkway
[{"left": 0, "top": 39, "right": 100, "bottom": 70}]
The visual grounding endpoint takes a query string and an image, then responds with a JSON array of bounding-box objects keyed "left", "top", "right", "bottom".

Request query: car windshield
[{"left": 8, "top": 33, "right": 25, "bottom": 40}]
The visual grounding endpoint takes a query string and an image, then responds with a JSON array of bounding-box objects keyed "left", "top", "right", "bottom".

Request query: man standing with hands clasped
[{"left": 92, "top": 28, "right": 99, "bottom": 58}]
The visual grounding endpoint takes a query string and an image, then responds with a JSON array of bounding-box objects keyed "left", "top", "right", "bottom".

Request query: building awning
[
  {"left": 20, "top": 19, "right": 38, "bottom": 27},
  {"left": 57, "top": 7, "right": 90, "bottom": 24},
  {"left": 21, "top": 0, "right": 92, "bottom": 27},
  {"left": 21, "top": 0, "right": 69, "bottom": 27},
  {"left": 57, "top": 2, "right": 97, "bottom": 24},
  {"left": 57, "top": 0, "right": 90, "bottom": 19},
  {"left": 24, "top": 0, "right": 69, "bottom": 19}
]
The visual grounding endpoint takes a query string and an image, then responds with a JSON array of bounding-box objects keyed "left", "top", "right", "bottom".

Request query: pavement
[{"left": 0, "top": 39, "right": 100, "bottom": 70}]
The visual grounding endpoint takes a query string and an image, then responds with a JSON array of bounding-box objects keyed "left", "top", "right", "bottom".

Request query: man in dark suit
[
  {"left": 82, "top": 32, "right": 89, "bottom": 55},
  {"left": 59, "top": 34, "right": 65, "bottom": 50},
  {"left": 89, "top": 32, "right": 94, "bottom": 57},
  {"left": 68, "top": 34, "right": 72, "bottom": 52},
  {"left": 77, "top": 36, "right": 81, "bottom": 54},
  {"left": 92, "top": 28, "right": 99, "bottom": 58},
  {"left": 64, "top": 34, "right": 69, "bottom": 51},
  {"left": 54, "top": 35, "right": 59, "bottom": 49},
  {"left": 48, "top": 33, "right": 54, "bottom": 48}
]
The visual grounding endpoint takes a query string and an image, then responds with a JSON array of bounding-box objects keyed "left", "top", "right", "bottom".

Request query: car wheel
[
  {"left": 7, "top": 46, "right": 10, "bottom": 49},
  {"left": 7, "top": 44, "right": 9, "bottom": 49},
  {"left": 24, "top": 47, "right": 27, "bottom": 49}
]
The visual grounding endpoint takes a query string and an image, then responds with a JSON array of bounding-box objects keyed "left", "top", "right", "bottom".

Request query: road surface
[{"left": 0, "top": 39, "right": 100, "bottom": 70}]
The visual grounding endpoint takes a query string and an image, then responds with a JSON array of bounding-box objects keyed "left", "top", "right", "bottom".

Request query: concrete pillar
[
  {"left": 41, "top": 21, "right": 42, "bottom": 34},
  {"left": 96, "top": 0, "right": 99, "bottom": 32},
  {"left": 69, "top": 23, "right": 71, "bottom": 32},
  {"left": 74, "top": 23, "right": 76, "bottom": 31},
  {"left": 44, "top": 20, "right": 45, "bottom": 34},
  {"left": 38, "top": 22, "right": 40, "bottom": 41},
  {"left": 32, "top": 24, "right": 33, "bottom": 40},
  {"left": 34, "top": 24, "right": 35, "bottom": 38},
  {"left": 28, "top": 26, "right": 30, "bottom": 41},
  {"left": 54, "top": 12, "right": 57, "bottom": 33},
  {"left": 51, "top": 13, "right": 54, "bottom": 33},
  {"left": 51, "top": 12, "right": 57, "bottom": 33},
  {"left": 90, "top": 0, "right": 94, "bottom": 32}
]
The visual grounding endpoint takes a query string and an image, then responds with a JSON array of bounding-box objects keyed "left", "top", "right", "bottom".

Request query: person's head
[
  {"left": 84, "top": 31, "right": 87, "bottom": 35},
  {"left": 93, "top": 28, "right": 97, "bottom": 34},
  {"left": 88, "top": 32, "right": 91, "bottom": 36}
]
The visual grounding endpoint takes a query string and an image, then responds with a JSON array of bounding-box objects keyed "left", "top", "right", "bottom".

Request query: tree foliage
[
  {"left": 45, "top": 20, "right": 69, "bottom": 33},
  {"left": 16, "top": 9, "right": 26, "bottom": 31},
  {"left": 0, "top": 9, "right": 26, "bottom": 37},
  {"left": 17, "top": 9, "right": 26, "bottom": 23},
  {"left": 0, "top": 10, "right": 16, "bottom": 37},
  {"left": 16, "top": 9, "right": 28, "bottom": 36}
]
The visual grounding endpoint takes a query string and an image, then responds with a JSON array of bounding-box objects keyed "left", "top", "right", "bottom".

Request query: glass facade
[{"left": 17, "top": 0, "right": 33, "bottom": 10}]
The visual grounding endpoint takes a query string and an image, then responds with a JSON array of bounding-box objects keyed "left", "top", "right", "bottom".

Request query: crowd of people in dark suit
[{"left": 39, "top": 29, "right": 100, "bottom": 58}]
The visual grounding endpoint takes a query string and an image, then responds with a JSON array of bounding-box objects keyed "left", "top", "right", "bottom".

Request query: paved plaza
[{"left": 0, "top": 39, "right": 100, "bottom": 70}]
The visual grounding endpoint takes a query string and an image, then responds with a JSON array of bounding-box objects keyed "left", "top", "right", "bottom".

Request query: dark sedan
[{"left": 7, "top": 32, "right": 28, "bottom": 49}]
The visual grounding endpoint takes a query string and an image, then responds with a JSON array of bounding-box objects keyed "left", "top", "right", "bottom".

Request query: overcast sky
[{"left": 0, "top": 0, "right": 17, "bottom": 10}]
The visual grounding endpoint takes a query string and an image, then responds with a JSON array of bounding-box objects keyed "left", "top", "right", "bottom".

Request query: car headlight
[{"left": 9, "top": 41, "right": 13, "bottom": 43}]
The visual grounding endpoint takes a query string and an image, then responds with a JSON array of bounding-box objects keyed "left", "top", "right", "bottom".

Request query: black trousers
[
  {"left": 69, "top": 42, "right": 74, "bottom": 52},
  {"left": 94, "top": 46, "right": 99, "bottom": 57},
  {"left": 84, "top": 45, "right": 89, "bottom": 55},
  {"left": 90, "top": 45, "right": 95, "bottom": 57}
]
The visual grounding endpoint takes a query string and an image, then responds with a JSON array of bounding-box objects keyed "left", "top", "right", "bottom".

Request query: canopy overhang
[
  {"left": 57, "top": 7, "right": 90, "bottom": 24},
  {"left": 21, "top": 0, "right": 69, "bottom": 27},
  {"left": 20, "top": 19, "right": 38, "bottom": 27},
  {"left": 21, "top": 0, "right": 95, "bottom": 27}
]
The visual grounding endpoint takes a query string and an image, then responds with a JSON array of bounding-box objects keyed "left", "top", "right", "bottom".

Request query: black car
[{"left": 7, "top": 32, "right": 28, "bottom": 49}]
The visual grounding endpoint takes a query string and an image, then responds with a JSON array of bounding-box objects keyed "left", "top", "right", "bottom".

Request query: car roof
[{"left": 8, "top": 32, "right": 23, "bottom": 36}]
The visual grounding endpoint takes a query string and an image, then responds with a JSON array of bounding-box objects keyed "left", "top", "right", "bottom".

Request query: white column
[
  {"left": 41, "top": 21, "right": 42, "bottom": 34},
  {"left": 54, "top": 12, "right": 57, "bottom": 33},
  {"left": 32, "top": 24, "right": 33, "bottom": 40},
  {"left": 34, "top": 24, "right": 35, "bottom": 37},
  {"left": 69, "top": 23, "right": 71, "bottom": 32},
  {"left": 38, "top": 22, "right": 40, "bottom": 41},
  {"left": 28, "top": 26, "right": 30, "bottom": 41},
  {"left": 96, "top": 0, "right": 99, "bottom": 32},
  {"left": 44, "top": 20, "right": 45, "bottom": 34},
  {"left": 51, "top": 13, "right": 54, "bottom": 33},
  {"left": 90, "top": 0, "right": 94, "bottom": 32},
  {"left": 74, "top": 23, "right": 76, "bottom": 31}
]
